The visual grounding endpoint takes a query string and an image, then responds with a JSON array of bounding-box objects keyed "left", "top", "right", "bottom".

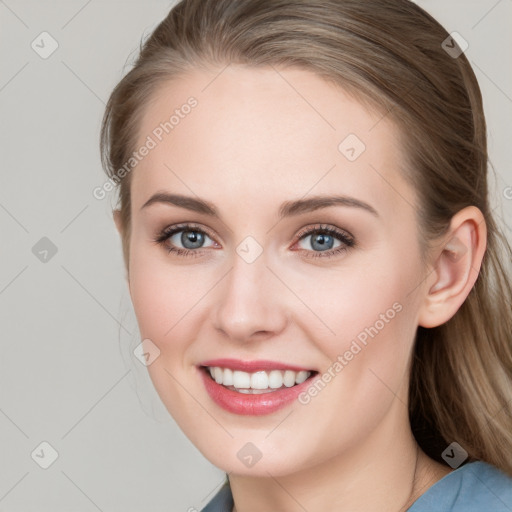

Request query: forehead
[{"left": 131, "top": 65, "right": 415, "bottom": 218}]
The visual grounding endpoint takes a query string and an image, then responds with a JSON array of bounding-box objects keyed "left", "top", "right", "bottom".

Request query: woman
[{"left": 100, "top": 0, "right": 512, "bottom": 510}]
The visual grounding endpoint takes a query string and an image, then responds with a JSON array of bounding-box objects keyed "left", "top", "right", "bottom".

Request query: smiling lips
[
  {"left": 207, "top": 366, "right": 311, "bottom": 393},
  {"left": 198, "top": 358, "right": 318, "bottom": 415}
]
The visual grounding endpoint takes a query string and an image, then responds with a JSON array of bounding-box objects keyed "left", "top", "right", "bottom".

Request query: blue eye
[
  {"left": 153, "top": 223, "right": 216, "bottom": 258},
  {"left": 153, "top": 223, "right": 355, "bottom": 259},
  {"left": 294, "top": 224, "right": 355, "bottom": 259}
]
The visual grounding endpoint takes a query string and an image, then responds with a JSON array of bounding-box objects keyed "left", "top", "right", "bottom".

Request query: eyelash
[{"left": 152, "top": 223, "right": 356, "bottom": 260}]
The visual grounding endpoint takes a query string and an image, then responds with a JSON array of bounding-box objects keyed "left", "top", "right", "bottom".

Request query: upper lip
[{"left": 199, "top": 358, "right": 315, "bottom": 373}]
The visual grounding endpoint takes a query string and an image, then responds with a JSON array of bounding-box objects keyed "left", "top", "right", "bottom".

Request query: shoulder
[
  {"left": 408, "top": 461, "right": 512, "bottom": 512},
  {"left": 200, "top": 481, "right": 233, "bottom": 512},
  {"left": 198, "top": 463, "right": 512, "bottom": 512}
]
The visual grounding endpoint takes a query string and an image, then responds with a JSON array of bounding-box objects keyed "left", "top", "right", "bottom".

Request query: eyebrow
[{"left": 141, "top": 192, "right": 379, "bottom": 219}]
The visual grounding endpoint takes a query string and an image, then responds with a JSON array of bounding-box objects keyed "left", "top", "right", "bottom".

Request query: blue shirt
[{"left": 200, "top": 461, "right": 512, "bottom": 511}]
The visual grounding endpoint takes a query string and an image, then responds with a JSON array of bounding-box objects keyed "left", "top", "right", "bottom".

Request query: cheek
[
  {"left": 128, "top": 252, "right": 204, "bottom": 419},
  {"left": 307, "top": 259, "right": 413, "bottom": 328},
  {"left": 128, "top": 247, "right": 220, "bottom": 373},
  {"left": 129, "top": 248, "right": 189, "bottom": 343},
  {"left": 298, "top": 250, "right": 420, "bottom": 388}
]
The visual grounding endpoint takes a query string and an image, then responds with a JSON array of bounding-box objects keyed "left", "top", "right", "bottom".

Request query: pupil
[
  {"left": 312, "top": 233, "right": 333, "bottom": 251},
  {"left": 182, "top": 231, "right": 204, "bottom": 249}
]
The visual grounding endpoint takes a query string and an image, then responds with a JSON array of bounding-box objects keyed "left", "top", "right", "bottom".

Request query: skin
[{"left": 114, "top": 65, "right": 487, "bottom": 511}]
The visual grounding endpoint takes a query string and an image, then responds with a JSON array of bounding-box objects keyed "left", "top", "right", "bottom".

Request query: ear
[{"left": 418, "top": 206, "right": 487, "bottom": 328}]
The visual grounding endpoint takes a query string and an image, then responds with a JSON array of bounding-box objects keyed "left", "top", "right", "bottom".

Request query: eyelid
[
  {"left": 294, "top": 223, "right": 355, "bottom": 244},
  {"left": 155, "top": 222, "right": 217, "bottom": 243},
  {"left": 291, "top": 224, "right": 356, "bottom": 259},
  {"left": 156, "top": 222, "right": 354, "bottom": 243},
  {"left": 154, "top": 222, "right": 356, "bottom": 258}
]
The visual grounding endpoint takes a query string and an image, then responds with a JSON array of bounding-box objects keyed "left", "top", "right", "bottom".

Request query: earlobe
[{"left": 418, "top": 206, "right": 487, "bottom": 328}]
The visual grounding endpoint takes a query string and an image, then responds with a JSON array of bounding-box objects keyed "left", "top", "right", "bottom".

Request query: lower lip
[{"left": 199, "top": 367, "right": 317, "bottom": 416}]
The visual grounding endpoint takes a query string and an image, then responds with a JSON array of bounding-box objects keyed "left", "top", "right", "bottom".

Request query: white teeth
[
  {"left": 268, "top": 370, "right": 283, "bottom": 389},
  {"left": 214, "top": 367, "right": 223, "bottom": 384},
  {"left": 206, "top": 366, "right": 312, "bottom": 391},
  {"left": 251, "top": 371, "right": 269, "bottom": 390},
  {"left": 223, "top": 368, "right": 234, "bottom": 386},
  {"left": 283, "top": 370, "right": 296, "bottom": 387},
  {"left": 233, "top": 370, "right": 251, "bottom": 388},
  {"left": 295, "top": 370, "right": 309, "bottom": 384}
]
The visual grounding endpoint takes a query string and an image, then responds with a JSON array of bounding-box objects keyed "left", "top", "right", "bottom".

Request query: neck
[{"left": 229, "top": 402, "right": 451, "bottom": 512}]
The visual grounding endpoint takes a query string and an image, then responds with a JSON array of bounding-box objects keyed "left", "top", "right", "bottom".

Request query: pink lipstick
[{"left": 198, "top": 359, "right": 318, "bottom": 415}]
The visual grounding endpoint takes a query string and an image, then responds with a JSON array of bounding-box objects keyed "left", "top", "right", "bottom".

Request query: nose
[{"left": 212, "top": 251, "right": 289, "bottom": 343}]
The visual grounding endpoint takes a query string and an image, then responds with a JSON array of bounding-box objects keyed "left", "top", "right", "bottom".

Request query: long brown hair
[{"left": 100, "top": 0, "right": 512, "bottom": 475}]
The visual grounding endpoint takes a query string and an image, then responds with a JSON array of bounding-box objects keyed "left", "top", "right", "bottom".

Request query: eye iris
[
  {"left": 311, "top": 233, "right": 333, "bottom": 251},
  {"left": 182, "top": 230, "right": 204, "bottom": 249}
]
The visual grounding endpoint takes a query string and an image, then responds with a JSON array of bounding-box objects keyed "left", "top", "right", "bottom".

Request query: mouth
[
  {"left": 197, "top": 360, "right": 319, "bottom": 415},
  {"left": 201, "top": 365, "right": 317, "bottom": 394}
]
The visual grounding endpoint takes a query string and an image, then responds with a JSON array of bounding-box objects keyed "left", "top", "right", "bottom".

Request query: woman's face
[{"left": 125, "top": 65, "right": 431, "bottom": 476}]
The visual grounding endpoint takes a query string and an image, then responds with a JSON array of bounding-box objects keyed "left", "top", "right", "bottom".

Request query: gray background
[{"left": 0, "top": 1, "right": 510, "bottom": 511}]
